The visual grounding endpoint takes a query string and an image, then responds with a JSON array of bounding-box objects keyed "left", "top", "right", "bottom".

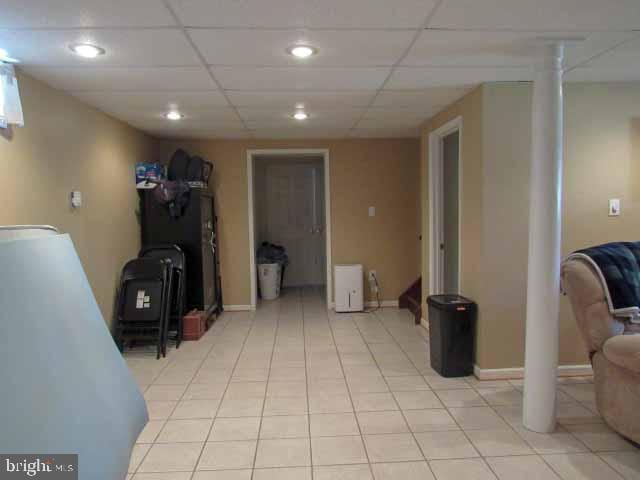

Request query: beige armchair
[{"left": 561, "top": 258, "right": 640, "bottom": 443}]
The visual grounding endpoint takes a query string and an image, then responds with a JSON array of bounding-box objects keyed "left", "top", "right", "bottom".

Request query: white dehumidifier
[{"left": 334, "top": 264, "right": 364, "bottom": 312}]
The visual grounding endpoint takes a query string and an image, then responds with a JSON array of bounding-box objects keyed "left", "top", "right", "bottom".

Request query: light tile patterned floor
[{"left": 125, "top": 287, "right": 639, "bottom": 480}]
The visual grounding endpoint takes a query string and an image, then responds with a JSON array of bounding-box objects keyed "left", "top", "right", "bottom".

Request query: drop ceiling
[{"left": 2, "top": 0, "right": 639, "bottom": 140}]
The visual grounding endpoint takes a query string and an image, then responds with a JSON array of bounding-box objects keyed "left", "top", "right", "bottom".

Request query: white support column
[{"left": 523, "top": 42, "right": 565, "bottom": 433}]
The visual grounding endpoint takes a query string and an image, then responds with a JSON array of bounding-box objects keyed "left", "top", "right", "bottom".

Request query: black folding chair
[
  {"left": 115, "top": 258, "right": 173, "bottom": 359},
  {"left": 139, "top": 245, "right": 186, "bottom": 350}
]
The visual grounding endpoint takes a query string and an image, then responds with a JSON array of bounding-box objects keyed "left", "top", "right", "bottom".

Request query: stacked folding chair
[
  {"left": 139, "top": 245, "right": 186, "bottom": 350},
  {"left": 115, "top": 257, "right": 173, "bottom": 359}
]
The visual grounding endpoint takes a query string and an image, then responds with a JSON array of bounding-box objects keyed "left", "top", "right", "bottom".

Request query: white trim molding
[
  {"left": 223, "top": 305, "right": 254, "bottom": 312},
  {"left": 365, "top": 300, "right": 399, "bottom": 308},
  {"left": 428, "top": 116, "right": 463, "bottom": 296},
  {"left": 328, "top": 300, "right": 399, "bottom": 312},
  {"left": 246, "top": 149, "right": 332, "bottom": 311},
  {"left": 474, "top": 363, "right": 593, "bottom": 381}
]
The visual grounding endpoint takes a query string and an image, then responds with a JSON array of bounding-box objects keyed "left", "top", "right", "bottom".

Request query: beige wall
[
  {"left": 561, "top": 83, "right": 640, "bottom": 364},
  {"left": 155, "top": 138, "right": 421, "bottom": 306},
  {"left": 478, "top": 83, "right": 532, "bottom": 369},
  {"left": 420, "top": 86, "right": 484, "bottom": 326},
  {"left": 0, "top": 72, "right": 155, "bottom": 327},
  {"left": 421, "top": 82, "right": 640, "bottom": 370}
]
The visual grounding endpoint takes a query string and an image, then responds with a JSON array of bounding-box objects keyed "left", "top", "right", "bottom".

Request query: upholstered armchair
[{"left": 561, "top": 258, "right": 640, "bottom": 443}]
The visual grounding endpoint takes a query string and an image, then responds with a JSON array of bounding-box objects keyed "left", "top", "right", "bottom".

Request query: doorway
[
  {"left": 429, "top": 117, "right": 462, "bottom": 295},
  {"left": 247, "top": 149, "right": 332, "bottom": 309}
]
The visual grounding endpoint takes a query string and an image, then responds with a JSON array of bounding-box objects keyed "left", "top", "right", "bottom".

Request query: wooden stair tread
[{"left": 399, "top": 277, "right": 422, "bottom": 325}]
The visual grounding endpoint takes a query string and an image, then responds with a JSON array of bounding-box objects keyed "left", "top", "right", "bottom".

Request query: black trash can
[{"left": 427, "top": 294, "right": 477, "bottom": 377}]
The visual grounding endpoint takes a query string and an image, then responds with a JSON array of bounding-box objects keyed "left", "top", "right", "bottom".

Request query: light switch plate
[
  {"left": 368, "top": 206, "right": 376, "bottom": 217},
  {"left": 609, "top": 198, "right": 620, "bottom": 216},
  {"left": 71, "top": 191, "right": 82, "bottom": 208}
]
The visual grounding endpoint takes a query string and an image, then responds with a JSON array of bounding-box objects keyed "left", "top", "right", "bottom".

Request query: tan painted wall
[
  {"left": 421, "top": 82, "right": 640, "bottom": 370},
  {"left": 0, "top": 72, "right": 155, "bottom": 327},
  {"left": 420, "top": 86, "right": 484, "bottom": 326},
  {"left": 155, "top": 138, "right": 421, "bottom": 306},
  {"left": 561, "top": 83, "right": 640, "bottom": 363},
  {"left": 478, "top": 83, "right": 532, "bottom": 369}
]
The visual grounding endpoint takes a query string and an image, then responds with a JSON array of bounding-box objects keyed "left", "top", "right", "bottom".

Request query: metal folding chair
[
  {"left": 115, "top": 257, "right": 172, "bottom": 359},
  {"left": 139, "top": 244, "right": 187, "bottom": 350}
]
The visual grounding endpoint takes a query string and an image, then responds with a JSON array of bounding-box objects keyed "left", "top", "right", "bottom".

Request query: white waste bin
[{"left": 258, "top": 263, "right": 281, "bottom": 300}]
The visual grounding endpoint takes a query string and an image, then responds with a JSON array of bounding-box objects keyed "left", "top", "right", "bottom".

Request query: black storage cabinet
[
  {"left": 427, "top": 294, "right": 476, "bottom": 377},
  {"left": 139, "top": 189, "right": 222, "bottom": 318}
]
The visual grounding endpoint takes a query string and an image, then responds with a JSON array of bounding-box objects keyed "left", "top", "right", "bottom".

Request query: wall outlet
[{"left": 368, "top": 271, "right": 378, "bottom": 293}]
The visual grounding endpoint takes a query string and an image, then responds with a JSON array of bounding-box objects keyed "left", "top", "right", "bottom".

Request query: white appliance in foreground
[{"left": 334, "top": 264, "right": 364, "bottom": 312}]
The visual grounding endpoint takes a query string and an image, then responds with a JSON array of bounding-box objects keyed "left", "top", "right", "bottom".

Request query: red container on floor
[{"left": 182, "top": 310, "right": 206, "bottom": 341}]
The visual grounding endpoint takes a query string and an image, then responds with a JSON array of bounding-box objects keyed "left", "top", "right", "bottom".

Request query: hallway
[{"left": 125, "top": 288, "right": 635, "bottom": 480}]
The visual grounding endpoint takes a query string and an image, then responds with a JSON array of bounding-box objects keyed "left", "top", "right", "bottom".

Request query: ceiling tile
[
  {"left": 145, "top": 128, "right": 251, "bottom": 140},
  {"left": 403, "top": 30, "right": 637, "bottom": 69},
  {"left": 350, "top": 127, "right": 420, "bottom": 138},
  {"left": 71, "top": 91, "right": 229, "bottom": 112},
  {"left": 189, "top": 28, "right": 413, "bottom": 67},
  {"left": 361, "top": 109, "right": 433, "bottom": 122},
  {"left": 373, "top": 87, "right": 472, "bottom": 109},
  {"left": 251, "top": 128, "right": 350, "bottom": 139},
  {"left": 111, "top": 108, "right": 241, "bottom": 127},
  {"left": 358, "top": 116, "right": 424, "bottom": 129},
  {"left": 564, "top": 67, "right": 640, "bottom": 82},
  {"left": 170, "top": 0, "right": 438, "bottom": 28},
  {"left": 578, "top": 34, "right": 640, "bottom": 68},
  {"left": 239, "top": 108, "right": 361, "bottom": 128},
  {"left": 127, "top": 120, "right": 244, "bottom": 137},
  {"left": 429, "top": 0, "right": 640, "bottom": 31},
  {"left": 20, "top": 66, "right": 217, "bottom": 91},
  {"left": 0, "top": 0, "right": 175, "bottom": 28},
  {"left": 565, "top": 34, "right": 640, "bottom": 82},
  {"left": 386, "top": 66, "right": 532, "bottom": 89},
  {"left": 0, "top": 29, "right": 200, "bottom": 67},
  {"left": 212, "top": 66, "right": 390, "bottom": 91},
  {"left": 226, "top": 90, "right": 375, "bottom": 109}
]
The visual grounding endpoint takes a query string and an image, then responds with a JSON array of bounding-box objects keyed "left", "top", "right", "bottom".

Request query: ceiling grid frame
[
  {"left": 160, "top": 0, "right": 255, "bottom": 138},
  {"left": 1, "top": 0, "right": 639, "bottom": 139}
]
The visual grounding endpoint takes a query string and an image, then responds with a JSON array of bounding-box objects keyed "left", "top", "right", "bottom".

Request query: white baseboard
[
  {"left": 474, "top": 364, "right": 593, "bottom": 381},
  {"left": 365, "top": 300, "right": 399, "bottom": 308},
  {"left": 557, "top": 364, "right": 594, "bottom": 377},
  {"left": 223, "top": 305, "right": 253, "bottom": 312},
  {"left": 328, "top": 300, "right": 399, "bottom": 312}
]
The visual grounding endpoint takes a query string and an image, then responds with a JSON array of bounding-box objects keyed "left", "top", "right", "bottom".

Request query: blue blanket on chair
[{"left": 565, "top": 242, "right": 640, "bottom": 319}]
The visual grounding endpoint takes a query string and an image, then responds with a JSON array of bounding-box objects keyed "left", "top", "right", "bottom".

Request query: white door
[{"left": 265, "top": 162, "right": 325, "bottom": 287}]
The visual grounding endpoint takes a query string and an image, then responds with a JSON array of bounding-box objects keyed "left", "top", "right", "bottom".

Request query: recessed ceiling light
[
  {"left": 295, "top": 102, "right": 306, "bottom": 110},
  {"left": 287, "top": 45, "right": 317, "bottom": 59},
  {"left": 0, "top": 48, "right": 20, "bottom": 63},
  {"left": 165, "top": 110, "right": 183, "bottom": 121},
  {"left": 293, "top": 110, "right": 309, "bottom": 121},
  {"left": 69, "top": 43, "right": 105, "bottom": 59}
]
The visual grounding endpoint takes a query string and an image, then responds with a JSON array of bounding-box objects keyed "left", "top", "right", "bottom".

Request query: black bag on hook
[
  {"left": 186, "top": 155, "right": 213, "bottom": 184},
  {"left": 153, "top": 180, "right": 191, "bottom": 219},
  {"left": 168, "top": 149, "right": 190, "bottom": 181}
]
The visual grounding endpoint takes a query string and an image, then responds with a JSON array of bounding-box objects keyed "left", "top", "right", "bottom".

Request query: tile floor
[{"left": 125, "top": 287, "right": 639, "bottom": 480}]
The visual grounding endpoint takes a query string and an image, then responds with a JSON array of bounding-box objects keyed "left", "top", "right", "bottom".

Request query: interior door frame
[
  {"left": 428, "top": 116, "right": 463, "bottom": 295},
  {"left": 247, "top": 148, "right": 332, "bottom": 310}
]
